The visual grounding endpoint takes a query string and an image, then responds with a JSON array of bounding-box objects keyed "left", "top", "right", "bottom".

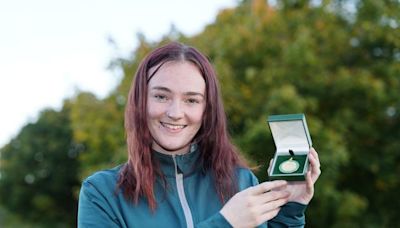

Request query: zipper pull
[{"left": 172, "top": 154, "right": 179, "bottom": 175}]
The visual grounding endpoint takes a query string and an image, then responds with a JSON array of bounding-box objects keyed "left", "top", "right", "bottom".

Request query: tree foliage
[
  {"left": 0, "top": 106, "right": 79, "bottom": 227},
  {"left": 67, "top": 92, "right": 126, "bottom": 179}
]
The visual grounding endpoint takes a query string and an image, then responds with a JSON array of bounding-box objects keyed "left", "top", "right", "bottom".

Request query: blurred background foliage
[{"left": 1, "top": 0, "right": 399, "bottom": 227}]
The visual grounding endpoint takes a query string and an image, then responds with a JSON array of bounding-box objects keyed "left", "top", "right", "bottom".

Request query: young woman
[{"left": 78, "top": 42, "right": 321, "bottom": 227}]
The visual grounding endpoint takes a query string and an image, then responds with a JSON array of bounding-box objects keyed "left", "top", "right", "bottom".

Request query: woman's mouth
[{"left": 160, "top": 122, "right": 186, "bottom": 131}]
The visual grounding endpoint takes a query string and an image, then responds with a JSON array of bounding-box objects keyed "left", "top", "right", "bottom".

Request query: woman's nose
[{"left": 166, "top": 100, "right": 184, "bottom": 120}]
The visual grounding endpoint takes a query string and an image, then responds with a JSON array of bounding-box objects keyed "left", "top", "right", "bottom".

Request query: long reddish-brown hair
[{"left": 118, "top": 42, "right": 247, "bottom": 210}]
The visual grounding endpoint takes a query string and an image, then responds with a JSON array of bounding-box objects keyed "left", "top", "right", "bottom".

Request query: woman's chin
[{"left": 153, "top": 142, "right": 190, "bottom": 155}]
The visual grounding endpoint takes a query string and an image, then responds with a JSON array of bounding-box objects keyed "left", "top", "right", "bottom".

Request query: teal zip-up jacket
[{"left": 78, "top": 147, "right": 307, "bottom": 227}]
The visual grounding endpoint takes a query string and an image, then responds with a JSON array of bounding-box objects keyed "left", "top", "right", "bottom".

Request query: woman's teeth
[{"left": 162, "top": 123, "right": 185, "bottom": 130}]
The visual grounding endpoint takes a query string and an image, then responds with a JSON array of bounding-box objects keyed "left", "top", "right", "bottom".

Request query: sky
[{"left": 0, "top": 0, "right": 238, "bottom": 148}]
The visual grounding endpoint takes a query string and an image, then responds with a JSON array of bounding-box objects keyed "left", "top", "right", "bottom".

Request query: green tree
[
  {"left": 0, "top": 105, "right": 80, "bottom": 227},
  {"left": 68, "top": 92, "right": 126, "bottom": 179}
]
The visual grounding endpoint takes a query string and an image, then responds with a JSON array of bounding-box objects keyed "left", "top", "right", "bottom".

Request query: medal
[{"left": 279, "top": 150, "right": 299, "bottom": 174}]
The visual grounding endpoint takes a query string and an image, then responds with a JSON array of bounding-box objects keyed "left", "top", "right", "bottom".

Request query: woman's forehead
[{"left": 148, "top": 61, "right": 205, "bottom": 94}]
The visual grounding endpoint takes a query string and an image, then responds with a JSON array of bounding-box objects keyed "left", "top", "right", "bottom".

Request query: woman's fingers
[
  {"left": 308, "top": 148, "right": 321, "bottom": 183},
  {"left": 309, "top": 147, "right": 320, "bottom": 168},
  {"left": 220, "top": 181, "right": 290, "bottom": 227},
  {"left": 249, "top": 180, "right": 287, "bottom": 195},
  {"left": 305, "top": 170, "right": 314, "bottom": 193},
  {"left": 251, "top": 192, "right": 289, "bottom": 224},
  {"left": 258, "top": 196, "right": 288, "bottom": 214},
  {"left": 257, "top": 189, "right": 290, "bottom": 204}
]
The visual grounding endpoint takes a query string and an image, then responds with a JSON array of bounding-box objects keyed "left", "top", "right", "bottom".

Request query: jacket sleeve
[
  {"left": 78, "top": 180, "right": 120, "bottom": 228},
  {"left": 268, "top": 202, "right": 307, "bottom": 228},
  {"left": 195, "top": 212, "right": 232, "bottom": 228}
]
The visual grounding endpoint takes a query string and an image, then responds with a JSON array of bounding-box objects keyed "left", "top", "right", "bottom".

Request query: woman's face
[{"left": 147, "top": 61, "right": 206, "bottom": 155}]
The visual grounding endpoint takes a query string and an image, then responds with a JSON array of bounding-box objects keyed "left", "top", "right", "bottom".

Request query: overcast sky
[{"left": 0, "top": 0, "right": 237, "bottom": 147}]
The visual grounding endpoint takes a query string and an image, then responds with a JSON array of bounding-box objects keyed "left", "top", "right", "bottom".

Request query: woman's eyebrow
[
  {"left": 150, "top": 86, "right": 171, "bottom": 93},
  {"left": 184, "top": 92, "right": 204, "bottom": 98},
  {"left": 151, "top": 86, "right": 204, "bottom": 97}
]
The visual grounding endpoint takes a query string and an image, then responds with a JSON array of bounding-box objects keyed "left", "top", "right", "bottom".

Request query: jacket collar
[{"left": 152, "top": 144, "right": 203, "bottom": 177}]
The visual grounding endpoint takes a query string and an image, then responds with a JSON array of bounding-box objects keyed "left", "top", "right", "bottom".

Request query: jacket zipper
[{"left": 172, "top": 155, "right": 194, "bottom": 228}]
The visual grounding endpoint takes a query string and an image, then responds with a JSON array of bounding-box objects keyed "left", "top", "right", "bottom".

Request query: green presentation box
[{"left": 267, "top": 114, "right": 312, "bottom": 181}]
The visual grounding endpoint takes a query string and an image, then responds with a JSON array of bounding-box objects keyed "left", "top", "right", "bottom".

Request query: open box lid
[{"left": 267, "top": 114, "right": 312, "bottom": 153}]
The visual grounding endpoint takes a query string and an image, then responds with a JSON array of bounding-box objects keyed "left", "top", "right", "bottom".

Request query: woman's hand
[
  {"left": 269, "top": 147, "right": 321, "bottom": 205},
  {"left": 220, "top": 180, "right": 290, "bottom": 228}
]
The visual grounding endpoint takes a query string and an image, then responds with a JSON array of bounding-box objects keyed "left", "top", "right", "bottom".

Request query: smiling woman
[
  {"left": 77, "top": 42, "right": 321, "bottom": 228},
  {"left": 147, "top": 61, "right": 206, "bottom": 155}
]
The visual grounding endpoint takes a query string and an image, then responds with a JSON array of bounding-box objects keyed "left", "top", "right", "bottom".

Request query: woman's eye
[
  {"left": 186, "top": 98, "right": 200, "bottom": 104},
  {"left": 154, "top": 95, "right": 168, "bottom": 102}
]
